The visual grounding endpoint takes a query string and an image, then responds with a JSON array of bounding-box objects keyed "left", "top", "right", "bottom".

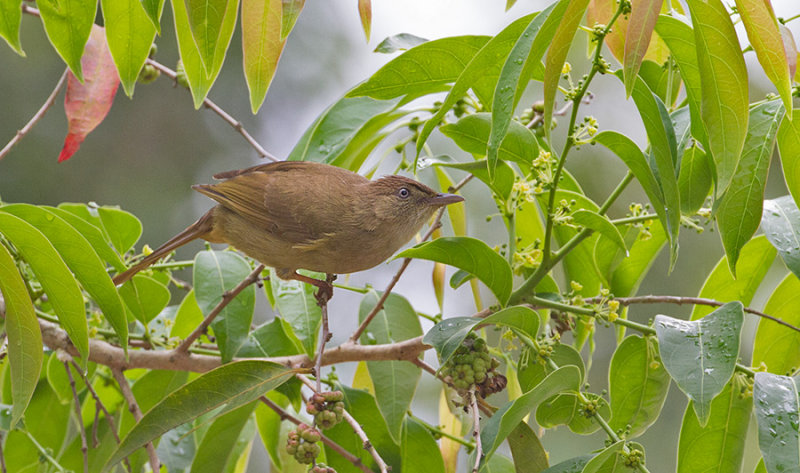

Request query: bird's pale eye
[{"left": 398, "top": 187, "right": 410, "bottom": 199}]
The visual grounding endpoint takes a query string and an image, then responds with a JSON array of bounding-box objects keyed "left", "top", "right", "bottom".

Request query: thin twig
[
  {"left": 0, "top": 432, "right": 5, "bottom": 473},
  {"left": 470, "top": 389, "right": 482, "bottom": 473},
  {"left": 111, "top": 369, "right": 160, "bottom": 473},
  {"left": 349, "top": 208, "right": 446, "bottom": 343},
  {"left": 297, "top": 375, "right": 390, "bottom": 473},
  {"left": 315, "top": 278, "right": 333, "bottom": 393},
  {"left": 70, "top": 360, "right": 132, "bottom": 473},
  {"left": 258, "top": 396, "right": 372, "bottom": 473},
  {"left": 0, "top": 69, "right": 68, "bottom": 162},
  {"left": 145, "top": 59, "right": 279, "bottom": 162},
  {"left": 62, "top": 358, "right": 88, "bottom": 473},
  {"left": 176, "top": 264, "right": 265, "bottom": 353}
]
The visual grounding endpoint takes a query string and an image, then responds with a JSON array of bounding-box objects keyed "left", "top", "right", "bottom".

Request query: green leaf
[
  {"left": 359, "top": 291, "right": 422, "bottom": 442},
  {"left": 139, "top": 0, "right": 165, "bottom": 32},
  {"left": 687, "top": 0, "right": 749, "bottom": 194},
  {"left": 374, "top": 33, "right": 427, "bottom": 53},
  {"left": 237, "top": 318, "right": 304, "bottom": 358},
  {"left": 423, "top": 156, "right": 515, "bottom": 201},
  {"left": 0, "top": 0, "right": 23, "bottom": 55},
  {"left": 581, "top": 441, "right": 625, "bottom": 473},
  {"left": 608, "top": 335, "right": 669, "bottom": 438},
  {"left": 716, "top": 100, "right": 784, "bottom": 273},
  {"left": 655, "top": 301, "right": 744, "bottom": 426},
  {"left": 508, "top": 421, "right": 548, "bottom": 473},
  {"left": 106, "top": 360, "right": 296, "bottom": 470},
  {"left": 479, "top": 366, "right": 581, "bottom": 465},
  {"left": 535, "top": 392, "right": 609, "bottom": 434},
  {"left": 541, "top": 0, "right": 587, "bottom": 141},
  {"left": 97, "top": 207, "right": 142, "bottom": 256},
  {"left": 190, "top": 402, "right": 257, "bottom": 473},
  {"left": 1, "top": 204, "right": 128, "bottom": 349},
  {"left": 119, "top": 274, "right": 170, "bottom": 324},
  {"left": 280, "top": 0, "right": 304, "bottom": 39},
  {"left": 171, "top": 289, "right": 204, "bottom": 339},
  {"left": 518, "top": 343, "right": 584, "bottom": 392},
  {"left": 690, "top": 235, "right": 775, "bottom": 320},
  {"left": 156, "top": 424, "right": 196, "bottom": 473},
  {"left": 348, "top": 36, "right": 489, "bottom": 100},
  {"left": 753, "top": 372, "right": 800, "bottom": 473},
  {"left": 172, "top": 0, "right": 238, "bottom": 108},
  {"left": 242, "top": 0, "right": 285, "bottom": 113},
  {"left": 102, "top": 0, "right": 158, "bottom": 96},
  {"left": 538, "top": 456, "right": 593, "bottom": 473},
  {"left": 623, "top": 0, "right": 663, "bottom": 96},
  {"left": 287, "top": 95, "right": 400, "bottom": 167},
  {"left": 47, "top": 206, "right": 127, "bottom": 271},
  {"left": 654, "top": 14, "right": 706, "bottom": 145},
  {"left": 45, "top": 354, "right": 90, "bottom": 403},
  {"left": 440, "top": 113, "right": 539, "bottom": 166},
  {"left": 194, "top": 250, "right": 256, "bottom": 362},
  {"left": 38, "top": 0, "right": 96, "bottom": 80},
  {"left": 0, "top": 244, "right": 42, "bottom": 428},
  {"left": 424, "top": 306, "right": 539, "bottom": 367},
  {"left": 735, "top": 0, "right": 793, "bottom": 112},
  {"left": 254, "top": 394, "right": 287, "bottom": 469},
  {"left": 398, "top": 237, "right": 513, "bottom": 305},
  {"left": 777, "top": 111, "right": 800, "bottom": 207},
  {"left": 492, "top": 2, "right": 569, "bottom": 173},
  {"left": 752, "top": 274, "right": 800, "bottom": 376},
  {"left": 571, "top": 209, "right": 626, "bottom": 253},
  {"left": 609, "top": 221, "right": 667, "bottom": 298},
  {"left": 762, "top": 196, "right": 800, "bottom": 280},
  {"left": 638, "top": 59, "right": 681, "bottom": 107},
  {"left": 677, "top": 145, "right": 712, "bottom": 214},
  {"left": 401, "top": 417, "right": 445, "bottom": 473},
  {"left": 0, "top": 212, "right": 88, "bottom": 365},
  {"left": 270, "top": 268, "right": 321, "bottom": 357},
  {"left": 183, "top": 0, "right": 230, "bottom": 74}
]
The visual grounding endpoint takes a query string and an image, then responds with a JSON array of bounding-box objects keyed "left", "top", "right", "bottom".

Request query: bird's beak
[{"left": 429, "top": 193, "right": 465, "bottom": 206}]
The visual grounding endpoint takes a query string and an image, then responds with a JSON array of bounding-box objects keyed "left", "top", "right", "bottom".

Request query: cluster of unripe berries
[
  {"left": 285, "top": 423, "right": 322, "bottom": 465},
  {"left": 306, "top": 391, "right": 345, "bottom": 430},
  {"left": 440, "top": 332, "right": 506, "bottom": 397}
]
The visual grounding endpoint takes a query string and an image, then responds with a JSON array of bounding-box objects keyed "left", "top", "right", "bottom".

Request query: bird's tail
[{"left": 112, "top": 210, "right": 217, "bottom": 285}]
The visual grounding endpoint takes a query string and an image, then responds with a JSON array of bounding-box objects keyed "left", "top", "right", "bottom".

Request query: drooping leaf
[
  {"left": 280, "top": 0, "right": 304, "bottom": 39},
  {"left": 357, "top": 0, "right": 371, "bottom": 41},
  {"left": 426, "top": 307, "right": 538, "bottom": 369},
  {"left": 0, "top": 212, "right": 89, "bottom": 365},
  {"left": 687, "top": 0, "right": 749, "bottom": 194},
  {"left": 348, "top": 36, "right": 488, "bottom": 101},
  {"left": 677, "top": 375, "right": 752, "bottom": 473},
  {"left": 762, "top": 196, "right": 800, "bottom": 280},
  {"left": 58, "top": 26, "right": 120, "bottom": 162},
  {"left": 189, "top": 402, "right": 257, "bottom": 473},
  {"left": 242, "top": 0, "right": 286, "bottom": 113},
  {"left": 183, "top": 0, "right": 231, "bottom": 74},
  {"left": 608, "top": 335, "right": 669, "bottom": 438},
  {"left": 623, "top": 0, "right": 664, "bottom": 96},
  {"left": 507, "top": 421, "right": 548, "bottom": 473},
  {"left": 690, "top": 236, "right": 775, "bottom": 320},
  {"left": 753, "top": 274, "right": 800, "bottom": 376},
  {"left": 398, "top": 237, "right": 513, "bottom": 304},
  {"left": 38, "top": 0, "right": 96, "bottom": 79},
  {"left": 119, "top": 274, "right": 170, "bottom": 324},
  {"left": 401, "top": 417, "right": 445, "bottom": 473},
  {"left": 677, "top": 146, "right": 712, "bottom": 214},
  {"left": 269, "top": 268, "right": 321, "bottom": 357},
  {"left": 716, "top": 99, "right": 784, "bottom": 273},
  {"left": 194, "top": 250, "right": 256, "bottom": 362},
  {"left": 0, "top": 0, "right": 23, "bottom": 55},
  {"left": 106, "top": 361, "right": 297, "bottom": 470},
  {"left": 359, "top": 291, "right": 422, "bottom": 442},
  {"left": 0, "top": 244, "right": 42, "bottom": 428},
  {"left": 753, "top": 372, "right": 800, "bottom": 473},
  {"left": 778, "top": 111, "right": 800, "bottom": 206},
  {"left": 139, "top": 0, "right": 166, "bottom": 32},
  {"left": 734, "top": 0, "right": 793, "bottom": 112},
  {"left": 440, "top": 113, "right": 539, "bottom": 166},
  {"left": 655, "top": 302, "right": 744, "bottom": 426},
  {"left": 780, "top": 24, "right": 798, "bottom": 81},
  {"left": 374, "top": 33, "right": 428, "bottom": 53},
  {"left": 102, "top": 0, "right": 158, "bottom": 96}
]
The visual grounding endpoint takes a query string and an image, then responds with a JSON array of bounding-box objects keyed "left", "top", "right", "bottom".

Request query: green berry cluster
[
  {"left": 285, "top": 423, "right": 321, "bottom": 465},
  {"left": 624, "top": 448, "right": 644, "bottom": 468},
  {"left": 440, "top": 333, "right": 506, "bottom": 397},
  {"left": 306, "top": 391, "right": 344, "bottom": 430},
  {"left": 310, "top": 464, "right": 336, "bottom": 473}
]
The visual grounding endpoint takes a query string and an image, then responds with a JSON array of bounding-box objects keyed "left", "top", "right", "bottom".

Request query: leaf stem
[
  {"left": 23, "top": 430, "right": 66, "bottom": 472},
  {"left": 408, "top": 413, "right": 475, "bottom": 450}
]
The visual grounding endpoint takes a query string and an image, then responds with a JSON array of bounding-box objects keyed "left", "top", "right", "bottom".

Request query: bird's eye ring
[{"left": 398, "top": 187, "right": 410, "bottom": 199}]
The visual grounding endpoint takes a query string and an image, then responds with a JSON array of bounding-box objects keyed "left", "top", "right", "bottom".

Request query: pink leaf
[
  {"left": 780, "top": 24, "right": 798, "bottom": 81},
  {"left": 358, "top": 0, "right": 371, "bottom": 42},
  {"left": 59, "top": 25, "right": 119, "bottom": 162}
]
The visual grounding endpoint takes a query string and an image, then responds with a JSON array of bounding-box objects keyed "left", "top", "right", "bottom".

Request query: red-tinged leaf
[
  {"left": 735, "top": 0, "right": 792, "bottom": 113},
  {"left": 588, "top": 0, "right": 672, "bottom": 65},
  {"left": 242, "top": 0, "right": 286, "bottom": 113},
  {"left": 624, "top": 0, "right": 663, "bottom": 96},
  {"left": 280, "top": 0, "right": 305, "bottom": 39},
  {"left": 780, "top": 24, "right": 798, "bottom": 82},
  {"left": 543, "top": 0, "right": 590, "bottom": 139},
  {"left": 58, "top": 26, "right": 120, "bottom": 162},
  {"left": 358, "top": 0, "right": 371, "bottom": 42}
]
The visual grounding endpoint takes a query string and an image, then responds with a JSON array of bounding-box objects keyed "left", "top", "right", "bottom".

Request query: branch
[
  {"left": 176, "top": 264, "right": 265, "bottom": 353},
  {"left": 0, "top": 69, "right": 68, "bottom": 162},
  {"left": 111, "top": 369, "right": 160, "bottom": 473},
  {"left": 145, "top": 60, "right": 279, "bottom": 162},
  {"left": 62, "top": 357, "right": 88, "bottom": 473},
  {"left": 470, "top": 389, "right": 482, "bottom": 473},
  {"left": 258, "top": 396, "right": 372, "bottom": 473}
]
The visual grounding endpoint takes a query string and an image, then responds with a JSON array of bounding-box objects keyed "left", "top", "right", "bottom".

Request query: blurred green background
[{"left": 1, "top": 1, "right": 799, "bottom": 470}]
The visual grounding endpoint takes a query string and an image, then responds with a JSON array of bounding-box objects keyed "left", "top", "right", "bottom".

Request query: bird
[{"left": 112, "top": 160, "right": 464, "bottom": 296}]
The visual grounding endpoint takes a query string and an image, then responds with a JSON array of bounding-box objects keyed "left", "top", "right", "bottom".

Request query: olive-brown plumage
[{"left": 112, "top": 161, "right": 463, "bottom": 288}]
